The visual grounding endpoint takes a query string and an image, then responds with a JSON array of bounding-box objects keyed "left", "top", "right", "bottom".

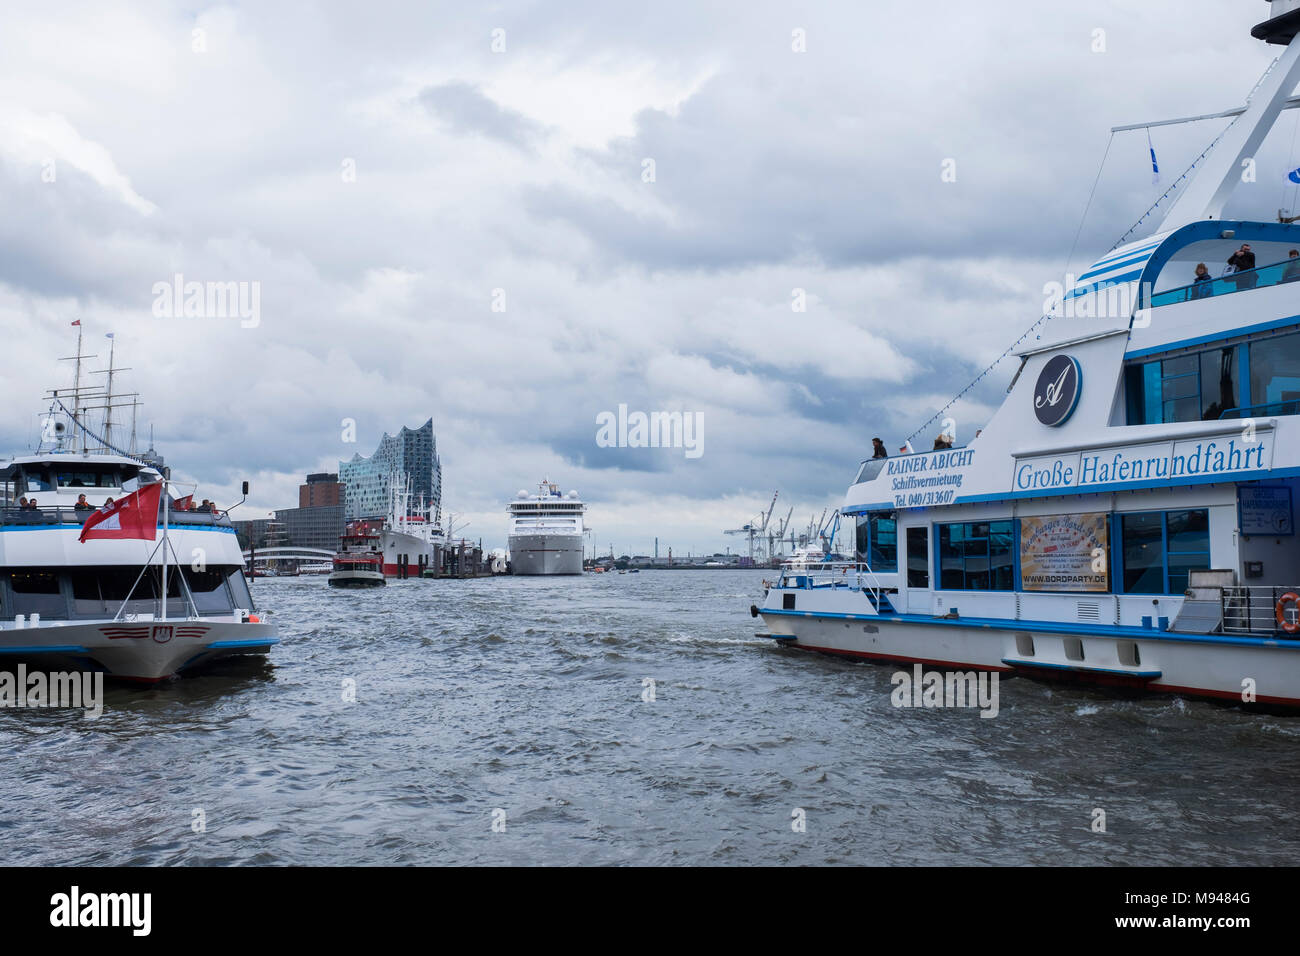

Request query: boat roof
[{"left": 0, "top": 452, "right": 155, "bottom": 481}]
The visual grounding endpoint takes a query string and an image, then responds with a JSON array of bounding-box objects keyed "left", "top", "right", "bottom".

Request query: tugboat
[
  {"left": 753, "top": 3, "right": 1300, "bottom": 708},
  {"left": 0, "top": 326, "right": 277, "bottom": 681},
  {"left": 328, "top": 521, "right": 386, "bottom": 588}
]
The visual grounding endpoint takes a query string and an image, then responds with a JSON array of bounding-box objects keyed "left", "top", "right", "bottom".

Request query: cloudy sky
[{"left": 2, "top": 1, "right": 1298, "bottom": 555}]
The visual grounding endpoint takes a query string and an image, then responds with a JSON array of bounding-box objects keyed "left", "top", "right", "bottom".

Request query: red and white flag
[
  {"left": 173, "top": 494, "right": 193, "bottom": 511},
  {"left": 71, "top": 319, "right": 81, "bottom": 326},
  {"left": 79, "top": 482, "right": 162, "bottom": 542}
]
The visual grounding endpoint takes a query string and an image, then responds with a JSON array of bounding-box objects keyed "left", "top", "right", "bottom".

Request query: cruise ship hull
[{"left": 508, "top": 534, "right": 583, "bottom": 575}]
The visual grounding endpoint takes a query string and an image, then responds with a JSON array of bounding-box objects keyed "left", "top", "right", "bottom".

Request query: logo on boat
[
  {"left": 1033, "top": 354, "right": 1081, "bottom": 427},
  {"left": 151, "top": 625, "right": 174, "bottom": 644}
]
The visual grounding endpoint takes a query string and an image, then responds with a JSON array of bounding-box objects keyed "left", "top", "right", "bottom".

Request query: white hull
[
  {"left": 508, "top": 534, "right": 584, "bottom": 575},
  {"left": 757, "top": 588, "right": 1300, "bottom": 707},
  {"left": 328, "top": 569, "right": 385, "bottom": 588},
  {"left": 0, "top": 617, "right": 277, "bottom": 682}
]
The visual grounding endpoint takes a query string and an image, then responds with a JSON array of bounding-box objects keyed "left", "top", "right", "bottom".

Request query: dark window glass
[
  {"left": 937, "top": 521, "right": 1014, "bottom": 591},
  {"left": 182, "top": 567, "right": 233, "bottom": 613},
  {"left": 855, "top": 515, "right": 870, "bottom": 564},
  {"left": 869, "top": 514, "right": 897, "bottom": 572},
  {"left": 8, "top": 569, "right": 66, "bottom": 618},
  {"left": 1166, "top": 509, "right": 1209, "bottom": 553},
  {"left": 1121, "top": 513, "right": 1164, "bottom": 594},
  {"left": 906, "top": 527, "right": 929, "bottom": 588},
  {"left": 1249, "top": 331, "right": 1300, "bottom": 414},
  {"left": 1200, "top": 347, "right": 1237, "bottom": 421}
]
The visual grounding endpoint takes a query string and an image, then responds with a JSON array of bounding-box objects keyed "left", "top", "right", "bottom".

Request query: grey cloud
[{"left": 418, "top": 81, "right": 544, "bottom": 149}]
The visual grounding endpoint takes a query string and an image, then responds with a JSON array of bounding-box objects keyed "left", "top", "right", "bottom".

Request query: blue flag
[
  {"left": 1146, "top": 128, "right": 1159, "bottom": 185},
  {"left": 1289, "top": 166, "right": 1300, "bottom": 185}
]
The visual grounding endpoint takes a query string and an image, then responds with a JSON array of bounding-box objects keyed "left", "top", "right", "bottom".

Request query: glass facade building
[{"left": 339, "top": 418, "right": 442, "bottom": 523}]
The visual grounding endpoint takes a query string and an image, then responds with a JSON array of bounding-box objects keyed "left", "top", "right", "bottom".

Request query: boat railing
[
  {"left": 1218, "top": 399, "right": 1300, "bottom": 420},
  {"left": 1220, "top": 586, "right": 1300, "bottom": 637},
  {"left": 1149, "top": 256, "right": 1300, "bottom": 308},
  {"left": 0, "top": 504, "right": 233, "bottom": 529},
  {"left": 776, "top": 560, "right": 888, "bottom": 606}
]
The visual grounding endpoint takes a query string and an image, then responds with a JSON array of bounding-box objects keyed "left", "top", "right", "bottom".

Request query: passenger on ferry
[
  {"left": 871, "top": 437, "right": 888, "bottom": 459},
  {"left": 196, "top": 499, "right": 211, "bottom": 513},
  {"left": 1192, "top": 262, "right": 1213, "bottom": 298},
  {"left": 102, "top": 497, "right": 114, "bottom": 509},
  {"left": 26, "top": 498, "right": 38, "bottom": 510},
  {"left": 933, "top": 434, "right": 953, "bottom": 450},
  {"left": 74, "top": 494, "right": 92, "bottom": 512},
  {"left": 1284, "top": 249, "right": 1300, "bottom": 283},
  {"left": 16, "top": 497, "right": 28, "bottom": 510},
  {"left": 1227, "top": 243, "right": 1256, "bottom": 289}
]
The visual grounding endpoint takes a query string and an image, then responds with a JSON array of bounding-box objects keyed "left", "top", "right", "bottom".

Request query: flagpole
[{"left": 161, "top": 475, "right": 169, "bottom": 622}]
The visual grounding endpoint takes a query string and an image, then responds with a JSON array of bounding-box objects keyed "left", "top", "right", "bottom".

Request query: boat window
[
  {"left": 906, "top": 527, "right": 929, "bottom": 589},
  {"left": 1126, "top": 345, "right": 1240, "bottom": 424},
  {"left": 7, "top": 569, "right": 67, "bottom": 619},
  {"left": 938, "top": 520, "right": 1014, "bottom": 591},
  {"left": 854, "top": 512, "right": 897, "bottom": 572},
  {"left": 182, "top": 567, "right": 234, "bottom": 613},
  {"left": 227, "top": 568, "right": 255, "bottom": 610},
  {"left": 1119, "top": 509, "right": 1210, "bottom": 594},
  {"left": 1249, "top": 331, "right": 1300, "bottom": 416},
  {"left": 19, "top": 468, "right": 55, "bottom": 493},
  {"left": 55, "top": 469, "right": 121, "bottom": 489},
  {"left": 854, "top": 459, "right": 887, "bottom": 484}
]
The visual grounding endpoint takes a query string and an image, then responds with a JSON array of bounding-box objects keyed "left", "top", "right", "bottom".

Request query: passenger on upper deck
[
  {"left": 1284, "top": 249, "right": 1300, "bottom": 283},
  {"left": 933, "top": 434, "right": 953, "bottom": 450},
  {"left": 74, "top": 494, "right": 92, "bottom": 513},
  {"left": 871, "top": 437, "right": 888, "bottom": 459},
  {"left": 1228, "top": 244, "right": 1257, "bottom": 290},
  {"left": 197, "top": 499, "right": 212, "bottom": 513},
  {"left": 26, "top": 498, "right": 38, "bottom": 510},
  {"left": 1192, "top": 262, "right": 1213, "bottom": 299},
  {"left": 16, "top": 496, "right": 28, "bottom": 510}
]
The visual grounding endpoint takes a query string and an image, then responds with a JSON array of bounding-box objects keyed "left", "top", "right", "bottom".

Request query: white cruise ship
[
  {"left": 508, "top": 480, "right": 586, "bottom": 575},
  {"left": 754, "top": 2, "right": 1300, "bottom": 708}
]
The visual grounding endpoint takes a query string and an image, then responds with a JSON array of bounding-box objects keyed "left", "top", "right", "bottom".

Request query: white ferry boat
[
  {"left": 328, "top": 521, "right": 386, "bottom": 588},
  {"left": 508, "top": 480, "right": 586, "bottom": 575},
  {"left": 754, "top": 3, "right": 1300, "bottom": 708},
  {"left": 0, "top": 331, "right": 276, "bottom": 681}
]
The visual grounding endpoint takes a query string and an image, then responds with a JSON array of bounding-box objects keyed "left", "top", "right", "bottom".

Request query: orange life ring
[{"left": 1275, "top": 592, "right": 1300, "bottom": 634}]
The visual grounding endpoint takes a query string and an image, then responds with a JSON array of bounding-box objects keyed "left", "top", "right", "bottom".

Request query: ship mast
[{"left": 1157, "top": 9, "right": 1300, "bottom": 232}]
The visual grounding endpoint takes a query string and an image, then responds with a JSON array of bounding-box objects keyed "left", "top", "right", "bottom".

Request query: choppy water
[{"left": 1, "top": 569, "right": 1297, "bottom": 865}]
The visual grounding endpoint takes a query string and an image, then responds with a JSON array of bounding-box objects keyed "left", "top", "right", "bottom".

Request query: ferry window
[
  {"left": 869, "top": 514, "right": 897, "bottom": 572},
  {"left": 8, "top": 569, "right": 67, "bottom": 619},
  {"left": 1166, "top": 509, "right": 1210, "bottom": 595},
  {"left": 854, "top": 459, "right": 887, "bottom": 484},
  {"left": 1119, "top": 509, "right": 1210, "bottom": 594},
  {"left": 227, "top": 569, "right": 255, "bottom": 610},
  {"left": 855, "top": 512, "right": 897, "bottom": 572},
  {"left": 20, "top": 468, "right": 54, "bottom": 492},
  {"left": 906, "top": 527, "right": 929, "bottom": 588},
  {"left": 1199, "top": 347, "right": 1238, "bottom": 420},
  {"left": 938, "top": 520, "right": 1014, "bottom": 591},
  {"left": 1160, "top": 354, "right": 1199, "bottom": 423},
  {"left": 1120, "top": 513, "right": 1164, "bottom": 593},
  {"left": 1126, "top": 346, "right": 1239, "bottom": 424},
  {"left": 1249, "top": 331, "right": 1300, "bottom": 414},
  {"left": 182, "top": 567, "right": 233, "bottom": 613}
]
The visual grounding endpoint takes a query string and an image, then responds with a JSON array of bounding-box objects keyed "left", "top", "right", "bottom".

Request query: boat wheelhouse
[{"left": 754, "top": 2, "right": 1300, "bottom": 707}]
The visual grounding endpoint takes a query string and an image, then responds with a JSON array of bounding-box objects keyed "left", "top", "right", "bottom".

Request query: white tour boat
[
  {"left": 328, "top": 521, "right": 386, "bottom": 588},
  {"left": 0, "top": 330, "right": 277, "bottom": 681},
  {"left": 508, "top": 480, "right": 586, "bottom": 575},
  {"left": 754, "top": 2, "right": 1300, "bottom": 708}
]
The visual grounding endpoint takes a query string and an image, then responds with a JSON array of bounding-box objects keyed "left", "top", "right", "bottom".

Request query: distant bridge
[{"left": 242, "top": 547, "right": 335, "bottom": 563}]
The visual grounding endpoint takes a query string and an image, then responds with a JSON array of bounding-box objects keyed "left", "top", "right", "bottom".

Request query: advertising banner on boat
[
  {"left": 1018, "top": 512, "right": 1110, "bottom": 592},
  {"left": 1012, "top": 434, "right": 1273, "bottom": 496}
]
